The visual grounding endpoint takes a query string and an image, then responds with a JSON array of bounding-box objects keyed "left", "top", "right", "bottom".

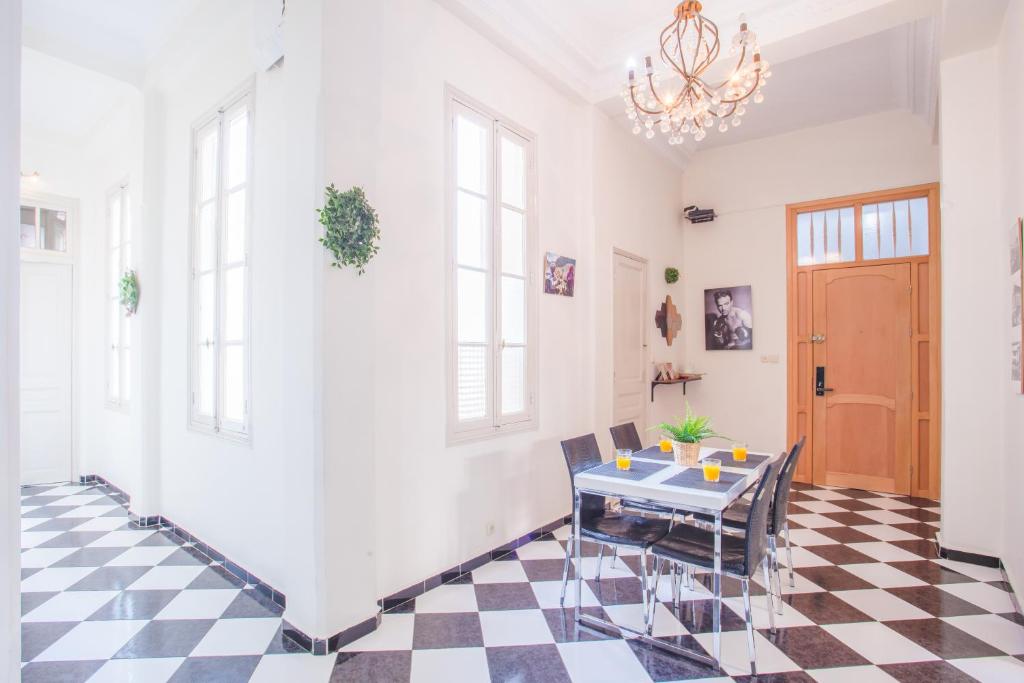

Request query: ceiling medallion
[{"left": 624, "top": 0, "right": 771, "bottom": 145}]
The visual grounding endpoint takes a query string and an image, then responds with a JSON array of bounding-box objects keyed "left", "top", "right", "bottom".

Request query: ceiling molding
[{"left": 435, "top": 0, "right": 596, "bottom": 103}]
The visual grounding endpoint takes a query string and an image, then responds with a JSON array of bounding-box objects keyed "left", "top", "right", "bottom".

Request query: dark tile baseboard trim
[
  {"left": 937, "top": 542, "right": 1002, "bottom": 568},
  {"left": 1003, "top": 565, "right": 1023, "bottom": 616},
  {"left": 377, "top": 515, "right": 571, "bottom": 612},
  {"left": 79, "top": 475, "right": 567, "bottom": 656},
  {"left": 79, "top": 475, "right": 292, "bottom": 621}
]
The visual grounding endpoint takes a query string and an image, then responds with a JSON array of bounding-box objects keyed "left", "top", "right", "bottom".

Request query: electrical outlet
[{"left": 485, "top": 522, "right": 496, "bottom": 536}]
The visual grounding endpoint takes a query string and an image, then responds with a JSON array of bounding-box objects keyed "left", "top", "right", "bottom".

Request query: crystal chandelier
[{"left": 624, "top": 0, "right": 771, "bottom": 144}]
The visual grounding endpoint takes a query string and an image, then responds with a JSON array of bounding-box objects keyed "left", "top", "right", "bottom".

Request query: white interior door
[
  {"left": 20, "top": 261, "right": 73, "bottom": 485},
  {"left": 612, "top": 251, "right": 647, "bottom": 436}
]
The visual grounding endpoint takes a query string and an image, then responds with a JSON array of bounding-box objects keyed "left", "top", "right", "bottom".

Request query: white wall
[
  {"left": 938, "top": 49, "right": 1006, "bottom": 560},
  {"left": 324, "top": 0, "right": 590, "bottom": 604},
  {"left": 680, "top": 111, "right": 940, "bottom": 455},
  {"left": 319, "top": 0, "right": 687, "bottom": 616},
  {"left": 1, "top": 0, "right": 22, "bottom": 675},
  {"left": 140, "top": 0, "right": 319, "bottom": 630},
  {"left": 592, "top": 111, "right": 687, "bottom": 448},
  {"left": 997, "top": 0, "right": 1024, "bottom": 596}
]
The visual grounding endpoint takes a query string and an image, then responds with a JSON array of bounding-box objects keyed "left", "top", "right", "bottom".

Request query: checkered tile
[
  {"left": 20, "top": 482, "right": 1024, "bottom": 681},
  {"left": 338, "top": 483, "right": 1024, "bottom": 682},
  {"left": 19, "top": 482, "right": 317, "bottom": 683}
]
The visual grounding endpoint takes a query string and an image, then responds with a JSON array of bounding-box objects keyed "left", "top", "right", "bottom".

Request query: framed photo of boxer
[{"left": 704, "top": 286, "right": 753, "bottom": 350}]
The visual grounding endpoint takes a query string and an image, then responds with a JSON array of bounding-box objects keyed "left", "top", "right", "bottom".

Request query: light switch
[{"left": 760, "top": 354, "right": 779, "bottom": 364}]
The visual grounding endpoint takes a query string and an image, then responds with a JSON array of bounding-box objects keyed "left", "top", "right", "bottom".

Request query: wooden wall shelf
[{"left": 651, "top": 373, "right": 704, "bottom": 402}]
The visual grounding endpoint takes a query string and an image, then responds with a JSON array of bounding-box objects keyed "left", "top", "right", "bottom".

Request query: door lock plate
[{"left": 810, "top": 334, "right": 826, "bottom": 344}]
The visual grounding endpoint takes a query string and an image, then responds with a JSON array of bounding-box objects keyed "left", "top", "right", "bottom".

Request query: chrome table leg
[
  {"left": 742, "top": 578, "right": 757, "bottom": 677},
  {"left": 639, "top": 549, "right": 651, "bottom": 632},
  {"left": 573, "top": 492, "right": 582, "bottom": 621},
  {"left": 713, "top": 512, "right": 722, "bottom": 669},
  {"left": 559, "top": 531, "right": 573, "bottom": 607},
  {"left": 647, "top": 555, "right": 663, "bottom": 634}
]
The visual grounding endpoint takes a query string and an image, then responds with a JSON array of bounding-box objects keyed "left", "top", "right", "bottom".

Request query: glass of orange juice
[
  {"left": 615, "top": 448, "right": 633, "bottom": 471},
  {"left": 731, "top": 443, "right": 748, "bottom": 462},
  {"left": 702, "top": 458, "right": 722, "bottom": 483},
  {"left": 658, "top": 437, "right": 673, "bottom": 453}
]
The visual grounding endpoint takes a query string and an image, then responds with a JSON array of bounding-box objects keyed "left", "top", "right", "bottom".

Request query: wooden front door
[
  {"left": 787, "top": 184, "right": 941, "bottom": 499},
  {"left": 811, "top": 264, "right": 911, "bottom": 493}
]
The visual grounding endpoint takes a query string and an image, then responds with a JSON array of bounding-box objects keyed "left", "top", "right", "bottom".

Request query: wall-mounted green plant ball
[{"left": 317, "top": 184, "right": 381, "bottom": 275}]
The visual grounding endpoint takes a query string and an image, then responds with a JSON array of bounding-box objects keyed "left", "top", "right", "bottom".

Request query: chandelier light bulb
[{"left": 623, "top": 1, "right": 767, "bottom": 145}]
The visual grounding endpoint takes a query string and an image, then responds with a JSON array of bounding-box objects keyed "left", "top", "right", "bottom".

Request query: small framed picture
[
  {"left": 704, "top": 285, "right": 753, "bottom": 350},
  {"left": 543, "top": 252, "right": 576, "bottom": 297}
]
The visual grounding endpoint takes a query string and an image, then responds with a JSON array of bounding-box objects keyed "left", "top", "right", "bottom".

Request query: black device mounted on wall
[{"left": 683, "top": 205, "right": 717, "bottom": 223}]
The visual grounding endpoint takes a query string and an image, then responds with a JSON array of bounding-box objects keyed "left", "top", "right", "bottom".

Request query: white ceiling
[
  {"left": 21, "top": 48, "right": 138, "bottom": 146},
  {"left": 438, "top": 0, "right": 956, "bottom": 163},
  {"left": 22, "top": 0, "right": 204, "bottom": 85},
  {"left": 596, "top": 19, "right": 936, "bottom": 154}
]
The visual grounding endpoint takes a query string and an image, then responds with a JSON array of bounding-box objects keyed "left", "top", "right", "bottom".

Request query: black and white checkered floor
[{"left": 20, "top": 481, "right": 1024, "bottom": 681}]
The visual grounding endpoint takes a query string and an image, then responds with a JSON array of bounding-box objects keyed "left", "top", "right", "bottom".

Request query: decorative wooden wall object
[{"left": 655, "top": 295, "right": 682, "bottom": 345}]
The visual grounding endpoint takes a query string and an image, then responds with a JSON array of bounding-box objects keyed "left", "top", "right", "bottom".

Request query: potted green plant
[{"left": 654, "top": 402, "right": 725, "bottom": 466}]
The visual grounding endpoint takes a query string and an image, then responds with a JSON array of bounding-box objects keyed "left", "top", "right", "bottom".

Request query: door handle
[{"left": 815, "top": 366, "right": 834, "bottom": 397}]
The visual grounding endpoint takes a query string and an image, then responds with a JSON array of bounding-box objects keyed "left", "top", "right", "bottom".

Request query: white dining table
[{"left": 571, "top": 444, "right": 780, "bottom": 669}]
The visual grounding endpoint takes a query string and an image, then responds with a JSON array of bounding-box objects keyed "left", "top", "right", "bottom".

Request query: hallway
[{"left": 19, "top": 480, "right": 1024, "bottom": 681}]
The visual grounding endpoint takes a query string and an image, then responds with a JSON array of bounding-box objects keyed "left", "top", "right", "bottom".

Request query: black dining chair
[
  {"left": 558, "top": 434, "right": 670, "bottom": 629},
  {"left": 609, "top": 422, "right": 644, "bottom": 452},
  {"left": 609, "top": 423, "right": 678, "bottom": 514},
  {"left": 688, "top": 437, "right": 805, "bottom": 609},
  {"left": 647, "top": 458, "right": 783, "bottom": 676}
]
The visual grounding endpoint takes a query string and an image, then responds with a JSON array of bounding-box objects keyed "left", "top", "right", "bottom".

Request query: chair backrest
[
  {"left": 742, "top": 457, "right": 783, "bottom": 577},
  {"left": 559, "top": 434, "right": 607, "bottom": 520},
  {"left": 769, "top": 437, "right": 806, "bottom": 535},
  {"left": 609, "top": 423, "right": 643, "bottom": 453}
]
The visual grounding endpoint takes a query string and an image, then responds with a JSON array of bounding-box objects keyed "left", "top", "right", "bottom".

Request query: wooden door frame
[
  {"left": 786, "top": 183, "right": 941, "bottom": 499},
  {"left": 612, "top": 247, "right": 649, "bottom": 436}
]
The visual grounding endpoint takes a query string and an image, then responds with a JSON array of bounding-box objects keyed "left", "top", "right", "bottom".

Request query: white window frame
[
  {"left": 187, "top": 82, "right": 255, "bottom": 442},
  {"left": 445, "top": 87, "right": 538, "bottom": 444},
  {"left": 105, "top": 181, "right": 131, "bottom": 409},
  {"left": 19, "top": 192, "right": 74, "bottom": 262}
]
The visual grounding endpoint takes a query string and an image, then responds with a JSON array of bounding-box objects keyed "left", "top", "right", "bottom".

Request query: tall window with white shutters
[
  {"left": 189, "top": 87, "right": 253, "bottom": 440},
  {"left": 447, "top": 93, "right": 537, "bottom": 442},
  {"left": 106, "top": 183, "right": 130, "bottom": 408}
]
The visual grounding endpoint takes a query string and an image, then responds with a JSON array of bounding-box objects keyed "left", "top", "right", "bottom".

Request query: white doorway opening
[
  {"left": 19, "top": 195, "right": 75, "bottom": 485},
  {"left": 612, "top": 249, "right": 648, "bottom": 438}
]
